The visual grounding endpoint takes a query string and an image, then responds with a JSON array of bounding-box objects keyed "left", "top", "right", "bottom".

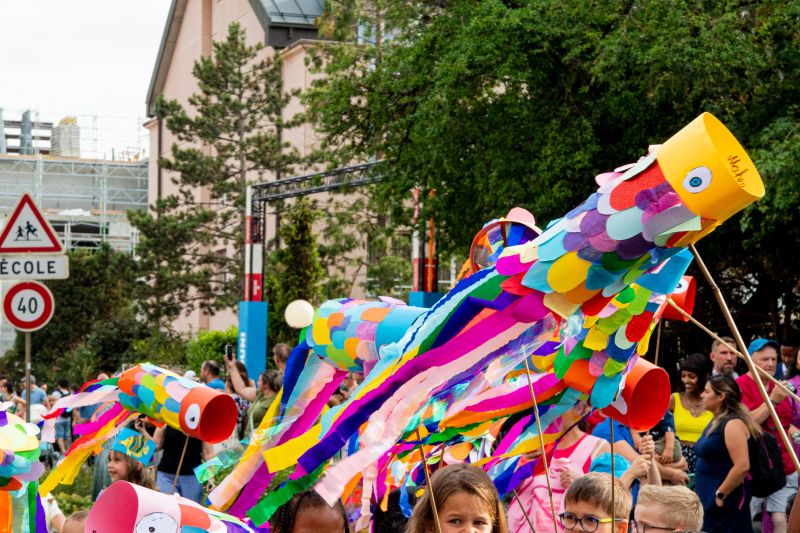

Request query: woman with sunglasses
[{"left": 694, "top": 375, "right": 758, "bottom": 532}]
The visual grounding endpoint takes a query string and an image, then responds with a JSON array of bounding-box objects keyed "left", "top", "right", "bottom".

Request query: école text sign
[{"left": 0, "top": 255, "right": 69, "bottom": 280}]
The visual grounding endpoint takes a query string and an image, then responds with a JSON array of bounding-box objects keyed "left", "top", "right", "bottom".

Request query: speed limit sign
[{"left": 2, "top": 281, "right": 54, "bottom": 332}]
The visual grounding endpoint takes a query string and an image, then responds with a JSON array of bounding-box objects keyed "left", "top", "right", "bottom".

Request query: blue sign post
[{"left": 238, "top": 301, "right": 268, "bottom": 380}]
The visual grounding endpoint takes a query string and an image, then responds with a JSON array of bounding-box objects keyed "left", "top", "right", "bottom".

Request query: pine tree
[
  {"left": 263, "top": 197, "right": 325, "bottom": 345},
  {"left": 131, "top": 22, "right": 303, "bottom": 326}
]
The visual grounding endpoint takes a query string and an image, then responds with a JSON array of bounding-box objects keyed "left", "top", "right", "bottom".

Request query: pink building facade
[{"left": 144, "top": 0, "right": 326, "bottom": 335}]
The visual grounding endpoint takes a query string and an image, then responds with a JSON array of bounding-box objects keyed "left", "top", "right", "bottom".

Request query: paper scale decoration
[
  {"left": 205, "top": 113, "right": 764, "bottom": 526},
  {"left": 0, "top": 410, "right": 47, "bottom": 533},
  {"left": 39, "top": 364, "right": 237, "bottom": 495}
]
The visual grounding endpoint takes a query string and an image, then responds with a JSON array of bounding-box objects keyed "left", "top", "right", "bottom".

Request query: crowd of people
[
  {"left": 0, "top": 343, "right": 299, "bottom": 532},
  {"left": 504, "top": 336, "right": 800, "bottom": 533},
  {"left": 539, "top": 336, "right": 800, "bottom": 533},
  {"left": 2, "top": 336, "right": 800, "bottom": 533}
]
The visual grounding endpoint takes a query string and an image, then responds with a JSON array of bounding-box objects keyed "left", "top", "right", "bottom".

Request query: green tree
[
  {"left": 264, "top": 197, "right": 325, "bottom": 345},
  {"left": 0, "top": 243, "right": 139, "bottom": 384},
  {"left": 131, "top": 331, "right": 189, "bottom": 370},
  {"left": 185, "top": 326, "right": 238, "bottom": 374},
  {"left": 131, "top": 22, "right": 304, "bottom": 327},
  {"left": 315, "top": 189, "right": 414, "bottom": 300},
  {"left": 305, "top": 0, "right": 800, "bottom": 345}
]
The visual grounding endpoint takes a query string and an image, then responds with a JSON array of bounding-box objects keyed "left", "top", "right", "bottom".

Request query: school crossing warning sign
[{"left": 0, "top": 193, "right": 64, "bottom": 253}]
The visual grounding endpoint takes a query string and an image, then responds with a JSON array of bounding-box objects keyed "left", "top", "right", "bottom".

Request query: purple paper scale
[
  {"left": 579, "top": 209, "right": 608, "bottom": 237},
  {"left": 616, "top": 234, "right": 651, "bottom": 260},
  {"left": 587, "top": 231, "right": 618, "bottom": 252},
  {"left": 563, "top": 232, "right": 588, "bottom": 252},
  {"left": 356, "top": 320, "right": 378, "bottom": 341}
]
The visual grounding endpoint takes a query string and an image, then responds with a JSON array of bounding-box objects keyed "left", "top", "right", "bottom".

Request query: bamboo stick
[
  {"left": 415, "top": 428, "right": 442, "bottom": 533},
  {"left": 522, "top": 356, "right": 559, "bottom": 533}
]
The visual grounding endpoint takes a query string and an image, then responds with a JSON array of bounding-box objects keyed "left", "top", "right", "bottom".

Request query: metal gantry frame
[{"left": 245, "top": 160, "right": 385, "bottom": 300}]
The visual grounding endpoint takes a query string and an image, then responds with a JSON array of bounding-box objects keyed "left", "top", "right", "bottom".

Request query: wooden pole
[
  {"left": 666, "top": 299, "right": 800, "bottom": 405},
  {"left": 522, "top": 356, "right": 559, "bottom": 533},
  {"left": 170, "top": 435, "right": 190, "bottom": 495},
  {"left": 512, "top": 489, "right": 537, "bottom": 533},
  {"left": 415, "top": 429, "right": 442, "bottom": 533},
  {"left": 646, "top": 322, "right": 663, "bottom": 438},
  {"left": 653, "top": 321, "right": 663, "bottom": 368},
  {"left": 689, "top": 244, "right": 800, "bottom": 475},
  {"left": 609, "top": 421, "right": 616, "bottom": 523}
]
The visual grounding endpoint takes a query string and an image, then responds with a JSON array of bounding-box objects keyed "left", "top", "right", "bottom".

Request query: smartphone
[{"left": 225, "top": 344, "right": 235, "bottom": 362}]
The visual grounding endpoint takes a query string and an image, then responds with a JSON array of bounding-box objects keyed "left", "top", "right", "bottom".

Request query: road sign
[
  {"left": 0, "top": 255, "right": 69, "bottom": 280},
  {"left": 2, "top": 281, "right": 55, "bottom": 332},
  {"left": 0, "top": 193, "right": 65, "bottom": 254}
]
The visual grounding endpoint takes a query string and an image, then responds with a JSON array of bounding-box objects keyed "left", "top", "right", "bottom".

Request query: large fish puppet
[
  {"left": 211, "top": 112, "right": 764, "bottom": 524},
  {"left": 39, "top": 364, "right": 237, "bottom": 495}
]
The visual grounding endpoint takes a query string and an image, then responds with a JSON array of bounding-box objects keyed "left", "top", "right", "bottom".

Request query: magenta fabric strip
[{"left": 72, "top": 403, "right": 124, "bottom": 436}]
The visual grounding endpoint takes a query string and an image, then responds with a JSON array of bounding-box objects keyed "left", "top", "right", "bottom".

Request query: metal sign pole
[{"left": 24, "top": 331, "right": 31, "bottom": 422}]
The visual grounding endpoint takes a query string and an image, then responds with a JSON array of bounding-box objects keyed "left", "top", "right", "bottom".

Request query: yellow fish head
[{"left": 656, "top": 112, "right": 764, "bottom": 245}]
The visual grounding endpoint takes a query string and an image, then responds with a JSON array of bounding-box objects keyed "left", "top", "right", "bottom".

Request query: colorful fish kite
[
  {"left": 211, "top": 112, "right": 763, "bottom": 526},
  {"left": 40, "top": 363, "right": 237, "bottom": 495}
]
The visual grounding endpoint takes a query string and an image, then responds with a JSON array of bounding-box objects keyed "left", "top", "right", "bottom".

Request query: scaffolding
[{"left": 0, "top": 154, "right": 148, "bottom": 253}]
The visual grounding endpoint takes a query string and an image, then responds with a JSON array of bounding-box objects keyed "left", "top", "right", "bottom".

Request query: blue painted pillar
[{"left": 238, "top": 300, "right": 268, "bottom": 380}]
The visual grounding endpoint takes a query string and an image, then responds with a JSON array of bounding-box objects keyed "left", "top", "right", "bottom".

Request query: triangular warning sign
[{"left": 0, "top": 193, "right": 64, "bottom": 253}]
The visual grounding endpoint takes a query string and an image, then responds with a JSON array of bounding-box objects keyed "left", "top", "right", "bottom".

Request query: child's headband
[{"left": 110, "top": 427, "right": 156, "bottom": 466}]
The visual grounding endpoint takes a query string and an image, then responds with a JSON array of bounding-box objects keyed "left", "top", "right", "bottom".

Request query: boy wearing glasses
[
  {"left": 561, "top": 472, "right": 631, "bottom": 533},
  {"left": 631, "top": 485, "right": 703, "bottom": 532}
]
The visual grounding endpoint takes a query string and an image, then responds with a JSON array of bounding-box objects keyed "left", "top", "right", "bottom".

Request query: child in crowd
[
  {"left": 106, "top": 427, "right": 157, "bottom": 490},
  {"left": 61, "top": 510, "right": 88, "bottom": 533},
  {"left": 270, "top": 489, "right": 350, "bottom": 533},
  {"left": 650, "top": 407, "right": 681, "bottom": 465},
  {"left": 561, "top": 472, "right": 631, "bottom": 533},
  {"left": 632, "top": 485, "right": 703, "bottom": 532},
  {"left": 406, "top": 463, "right": 509, "bottom": 533}
]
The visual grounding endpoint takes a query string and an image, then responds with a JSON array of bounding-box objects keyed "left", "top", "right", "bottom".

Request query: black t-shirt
[{"left": 157, "top": 425, "right": 203, "bottom": 475}]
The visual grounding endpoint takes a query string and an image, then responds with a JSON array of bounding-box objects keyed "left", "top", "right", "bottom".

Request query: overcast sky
[{"left": 0, "top": 0, "right": 171, "bottom": 158}]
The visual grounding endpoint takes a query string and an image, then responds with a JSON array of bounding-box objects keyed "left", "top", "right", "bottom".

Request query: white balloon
[{"left": 284, "top": 299, "right": 315, "bottom": 328}]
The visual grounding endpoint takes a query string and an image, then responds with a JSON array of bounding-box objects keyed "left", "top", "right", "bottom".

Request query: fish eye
[
  {"left": 682, "top": 166, "right": 712, "bottom": 193},
  {"left": 184, "top": 403, "right": 200, "bottom": 430}
]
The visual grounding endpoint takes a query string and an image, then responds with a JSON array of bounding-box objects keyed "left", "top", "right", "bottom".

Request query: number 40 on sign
[{"left": 3, "top": 281, "right": 55, "bottom": 332}]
